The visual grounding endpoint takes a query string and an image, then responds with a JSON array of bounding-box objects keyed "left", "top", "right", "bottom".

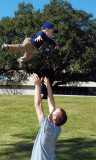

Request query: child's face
[{"left": 45, "top": 28, "right": 54, "bottom": 37}]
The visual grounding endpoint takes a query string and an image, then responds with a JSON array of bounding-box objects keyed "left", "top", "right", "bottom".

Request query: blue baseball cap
[{"left": 42, "top": 22, "right": 58, "bottom": 33}]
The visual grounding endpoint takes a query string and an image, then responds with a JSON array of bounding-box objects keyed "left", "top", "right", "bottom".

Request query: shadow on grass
[
  {"left": 56, "top": 138, "right": 96, "bottom": 160},
  {"left": 0, "top": 134, "right": 96, "bottom": 160},
  {"left": 0, "top": 133, "right": 35, "bottom": 160}
]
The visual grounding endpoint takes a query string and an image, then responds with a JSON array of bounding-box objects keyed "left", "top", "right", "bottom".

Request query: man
[{"left": 31, "top": 73, "right": 67, "bottom": 160}]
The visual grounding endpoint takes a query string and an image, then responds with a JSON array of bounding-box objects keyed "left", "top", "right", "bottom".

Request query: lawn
[{"left": 0, "top": 95, "right": 96, "bottom": 160}]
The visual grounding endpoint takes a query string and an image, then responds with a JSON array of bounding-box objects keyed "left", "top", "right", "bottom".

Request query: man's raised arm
[
  {"left": 43, "top": 77, "right": 55, "bottom": 114},
  {"left": 32, "top": 73, "right": 44, "bottom": 122}
]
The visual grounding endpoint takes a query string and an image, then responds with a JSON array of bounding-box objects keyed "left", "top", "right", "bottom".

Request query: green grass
[{"left": 0, "top": 95, "right": 96, "bottom": 160}]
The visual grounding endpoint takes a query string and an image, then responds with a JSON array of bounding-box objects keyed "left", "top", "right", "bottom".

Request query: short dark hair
[{"left": 55, "top": 108, "right": 67, "bottom": 126}]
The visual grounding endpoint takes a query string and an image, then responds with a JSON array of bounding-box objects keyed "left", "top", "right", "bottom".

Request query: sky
[{"left": 0, "top": 0, "right": 96, "bottom": 20}]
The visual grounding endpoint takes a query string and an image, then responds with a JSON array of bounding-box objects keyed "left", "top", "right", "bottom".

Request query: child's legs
[
  {"left": 9, "top": 38, "right": 34, "bottom": 52},
  {"left": 9, "top": 38, "right": 35, "bottom": 62},
  {"left": 20, "top": 38, "right": 35, "bottom": 62},
  {"left": 20, "top": 51, "right": 33, "bottom": 62}
]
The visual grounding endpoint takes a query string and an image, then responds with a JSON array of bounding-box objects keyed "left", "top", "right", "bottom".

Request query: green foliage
[{"left": 0, "top": 0, "right": 96, "bottom": 84}]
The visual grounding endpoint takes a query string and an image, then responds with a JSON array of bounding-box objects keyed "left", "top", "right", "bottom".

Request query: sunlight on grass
[{"left": 0, "top": 95, "right": 96, "bottom": 160}]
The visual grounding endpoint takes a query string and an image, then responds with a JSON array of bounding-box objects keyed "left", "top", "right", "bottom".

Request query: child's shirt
[
  {"left": 31, "top": 116, "right": 61, "bottom": 160},
  {"left": 30, "top": 31, "right": 56, "bottom": 48}
]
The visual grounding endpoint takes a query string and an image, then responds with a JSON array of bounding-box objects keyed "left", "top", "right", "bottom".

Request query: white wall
[
  {"left": 0, "top": 76, "right": 35, "bottom": 95},
  {"left": 1, "top": 74, "right": 96, "bottom": 95}
]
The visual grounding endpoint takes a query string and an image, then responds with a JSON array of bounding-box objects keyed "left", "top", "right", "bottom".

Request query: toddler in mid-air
[{"left": 1, "top": 22, "right": 60, "bottom": 68}]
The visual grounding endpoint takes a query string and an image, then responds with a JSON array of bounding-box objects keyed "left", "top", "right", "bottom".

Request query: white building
[
  {"left": 0, "top": 76, "right": 35, "bottom": 95},
  {"left": 0, "top": 76, "right": 96, "bottom": 95}
]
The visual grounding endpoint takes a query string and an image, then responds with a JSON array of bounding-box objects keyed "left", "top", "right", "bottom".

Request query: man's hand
[
  {"left": 32, "top": 73, "right": 41, "bottom": 86},
  {"left": 43, "top": 77, "right": 50, "bottom": 89},
  {"left": 35, "top": 36, "right": 43, "bottom": 42},
  {"left": 54, "top": 45, "right": 60, "bottom": 51}
]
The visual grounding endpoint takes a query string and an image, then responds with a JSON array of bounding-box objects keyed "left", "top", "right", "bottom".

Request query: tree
[
  {"left": 0, "top": 2, "right": 35, "bottom": 87},
  {"left": 25, "top": 0, "right": 96, "bottom": 83},
  {"left": 0, "top": 0, "right": 96, "bottom": 96}
]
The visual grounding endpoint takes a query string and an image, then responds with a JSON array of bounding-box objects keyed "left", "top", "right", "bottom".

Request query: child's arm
[
  {"left": 45, "top": 36, "right": 60, "bottom": 51},
  {"left": 35, "top": 36, "right": 43, "bottom": 42},
  {"left": 34, "top": 31, "right": 60, "bottom": 50},
  {"left": 54, "top": 45, "right": 60, "bottom": 51}
]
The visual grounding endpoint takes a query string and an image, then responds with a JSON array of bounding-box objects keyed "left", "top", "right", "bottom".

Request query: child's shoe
[
  {"left": 1, "top": 44, "right": 9, "bottom": 52},
  {"left": 17, "top": 58, "right": 24, "bottom": 68}
]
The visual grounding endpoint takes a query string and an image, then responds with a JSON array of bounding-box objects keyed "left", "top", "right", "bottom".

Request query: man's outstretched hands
[
  {"left": 32, "top": 73, "right": 51, "bottom": 89},
  {"left": 32, "top": 73, "right": 42, "bottom": 86}
]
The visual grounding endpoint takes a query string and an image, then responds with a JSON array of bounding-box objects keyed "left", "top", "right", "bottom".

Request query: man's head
[
  {"left": 42, "top": 22, "right": 58, "bottom": 37},
  {"left": 48, "top": 108, "right": 67, "bottom": 126}
]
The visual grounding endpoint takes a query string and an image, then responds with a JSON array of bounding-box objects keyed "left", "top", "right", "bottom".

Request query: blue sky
[
  {"left": 67, "top": 0, "right": 96, "bottom": 18},
  {"left": 0, "top": 0, "right": 96, "bottom": 20}
]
